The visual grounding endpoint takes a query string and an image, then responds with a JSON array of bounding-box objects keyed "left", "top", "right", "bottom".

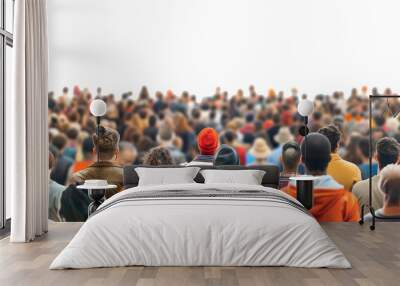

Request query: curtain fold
[{"left": 8, "top": 0, "right": 49, "bottom": 242}]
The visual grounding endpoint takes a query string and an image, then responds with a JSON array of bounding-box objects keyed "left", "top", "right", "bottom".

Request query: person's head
[
  {"left": 118, "top": 141, "right": 137, "bottom": 166},
  {"left": 92, "top": 126, "right": 120, "bottom": 161},
  {"left": 148, "top": 115, "right": 157, "bottom": 127},
  {"left": 376, "top": 137, "right": 400, "bottom": 170},
  {"left": 52, "top": 134, "right": 68, "bottom": 152},
  {"left": 378, "top": 164, "right": 400, "bottom": 207},
  {"left": 62, "top": 87, "right": 68, "bottom": 94},
  {"left": 357, "top": 137, "right": 370, "bottom": 161},
  {"left": 197, "top": 127, "right": 219, "bottom": 155},
  {"left": 301, "top": 133, "right": 331, "bottom": 175},
  {"left": 250, "top": 138, "right": 270, "bottom": 162},
  {"left": 82, "top": 137, "right": 94, "bottom": 160},
  {"left": 157, "top": 124, "right": 175, "bottom": 147},
  {"left": 66, "top": 128, "right": 79, "bottom": 142},
  {"left": 143, "top": 147, "right": 173, "bottom": 166},
  {"left": 174, "top": 112, "right": 191, "bottom": 133},
  {"left": 213, "top": 144, "right": 239, "bottom": 166},
  {"left": 281, "top": 141, "right": 301, "bottom": 174},
  {"left": 274, "top": 127, "right": 294, "bottom": 146},
  {"left": 318, "top": 125, "right": 341, "bottom": 153},
  {"left": 223, "top": 130, "right": 236, "bottom": 145}
]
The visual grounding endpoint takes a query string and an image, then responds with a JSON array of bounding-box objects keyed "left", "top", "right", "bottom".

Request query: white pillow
[
  {"left": 136, "top": 167, "right": 200, "bottom": 186},
  {"left": 200, "top": 169, "right": 266, "bottom": 185}
]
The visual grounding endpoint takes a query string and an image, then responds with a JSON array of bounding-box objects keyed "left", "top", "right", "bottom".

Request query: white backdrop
[{"left": 48, "top": 0, "right": 400, "bottom": 98}]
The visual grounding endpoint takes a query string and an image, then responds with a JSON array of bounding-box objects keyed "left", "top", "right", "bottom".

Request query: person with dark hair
[
  {"left": 364, "top": 164, "right": 400, "bottom": 222},
  {"left": 50, "top": 134, "right": 74, "bottom": 185},
  {"left": 343, "top": 133, "right": 363, "bottom": 165},
  {"left": 280, "top": 141, "right": 301, "bottom": 176},
  {"left": 282, "top": 133, "right": 360, "bottom": 222},
  {"left": 357, "top": 136, "right": 378, "bottom": 180},
  {"left": 143, "top": 114, "right": 158, "bottom": 142},
  {"left": 309, "top": 111, "right": 323, "bottom": 132},
  {"left": 318, "top": 125, "right": 361, "bottom": 191},
  {"left": 64, "top": 127, "right": 79, "bottom": 160},
  {"left": 70, "top": 127, "right": 123, "bottom": 198},
  {"left": 223, "top": 130, "right": 246, "bottom": 165},
  {"left": 266, "top": 113, "right": 281, "bottom": 148},
  {"left": 353, "top": 137, "right": 400, "bottom": 211},
  {"left": 187, "top": 127, "right": 219, "bottom": 166},
  {"left": 213, "top": 144, "right": 239, "bottom": 166},
  {"left": 66, "top": 136, "right": 95, "bottom": 185},
  {"left": 143, "top": 147, "right": 174, "bottom": 166},
  {"left": 279, "top": 141, "right": 302, "bottom": 189}
]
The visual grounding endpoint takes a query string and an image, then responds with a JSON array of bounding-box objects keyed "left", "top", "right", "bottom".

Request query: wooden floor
[{"left": 0, "top": 222, "right": 399, "bottom": 286}]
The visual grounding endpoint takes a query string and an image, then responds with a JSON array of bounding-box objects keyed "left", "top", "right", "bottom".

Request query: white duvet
[{"left": 50, "top": 183, "right": 351, "bottom": 269}]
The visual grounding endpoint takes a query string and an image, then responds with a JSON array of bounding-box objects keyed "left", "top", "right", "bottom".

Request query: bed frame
[{"left": 123, "top": 165, "right": 280, "bottom": 190}]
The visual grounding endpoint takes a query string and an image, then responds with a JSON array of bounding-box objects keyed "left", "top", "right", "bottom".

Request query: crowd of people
[{"left": 48, "top": 85, "right": 400, "bottom": 222}]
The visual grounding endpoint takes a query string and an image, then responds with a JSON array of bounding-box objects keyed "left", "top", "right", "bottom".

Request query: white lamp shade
[
  {"left": 297, "top": 99, "right": 314, "bottom": 117},
  {"left": 90, "top": 99, "right": 107, "bottom": 117}
]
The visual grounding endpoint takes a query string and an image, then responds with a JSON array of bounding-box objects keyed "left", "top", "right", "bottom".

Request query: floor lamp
[
  {"left": 291, "top": 99, "right": 316, "bottom": 210},
  {"left": 359, "top": 94, "right": 400, "bottom": 230},
  {"left": 89, "top": 99, "right": 107, "bottom": 162},
  {"left": 79, "top": 99, "right": 112, "bottom": 215}
]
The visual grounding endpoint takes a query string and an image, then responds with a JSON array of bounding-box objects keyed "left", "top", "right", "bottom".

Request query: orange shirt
[
  {"left": 282, "top": 176, "right": 360, "bottom": 222},
  {"left": 72, "top": 160, "right": 93, "bottom": 173}
]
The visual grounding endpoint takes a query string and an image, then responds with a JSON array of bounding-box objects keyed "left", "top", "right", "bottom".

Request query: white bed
[{"left": 50, "top": 183, "right": 350, "bottom": 269}]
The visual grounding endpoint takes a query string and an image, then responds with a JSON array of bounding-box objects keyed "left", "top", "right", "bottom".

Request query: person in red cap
[{"left": 186, "top": 127, "right": 219, "bottom": 166}]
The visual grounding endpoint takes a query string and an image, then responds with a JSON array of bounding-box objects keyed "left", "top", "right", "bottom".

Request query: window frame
[{"left": 0, "top": 0, "right": 14, "bottom": 231}]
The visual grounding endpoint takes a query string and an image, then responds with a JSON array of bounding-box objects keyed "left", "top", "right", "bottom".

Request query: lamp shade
[
  {"left": 89, "top": 99, "right": 107, "bottom": 117},
  {"left": 297, "top": 99, "right": 314, "bottom": 117}
]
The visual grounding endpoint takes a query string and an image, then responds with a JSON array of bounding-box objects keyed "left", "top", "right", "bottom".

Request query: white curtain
[{"left": 8, "top": 0, "right": 49, "bottom": 242}]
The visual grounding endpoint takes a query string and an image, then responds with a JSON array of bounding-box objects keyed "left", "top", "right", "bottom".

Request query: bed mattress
[{"left": 50, "top": 183, "right": 351, "bottom": 269}]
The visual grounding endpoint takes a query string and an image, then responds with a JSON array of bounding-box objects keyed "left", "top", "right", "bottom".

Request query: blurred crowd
[{"left": 47, "top": 85, "right": 400, "bottom": 222}]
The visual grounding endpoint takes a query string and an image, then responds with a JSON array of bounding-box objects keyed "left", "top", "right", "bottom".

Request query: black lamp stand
[{"left": 358, "top": 94, "right": 400, "bottom": 230}]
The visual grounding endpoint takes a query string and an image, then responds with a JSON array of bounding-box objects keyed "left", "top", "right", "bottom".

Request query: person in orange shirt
[
  {"left": 281, "top": 133, "right": 360, "bottom": 222},
  {"left": 66, "top": 137, "right": 94, "bottom": 185}
]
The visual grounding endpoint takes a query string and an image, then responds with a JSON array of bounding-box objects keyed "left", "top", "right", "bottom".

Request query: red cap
[{"left": 197, "top": 128, "right": 219, "bottom": 155}]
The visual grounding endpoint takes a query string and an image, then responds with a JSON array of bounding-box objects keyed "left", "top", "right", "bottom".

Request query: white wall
[{"left": 48, "top": 0, "right": 400, "bottom": 98}]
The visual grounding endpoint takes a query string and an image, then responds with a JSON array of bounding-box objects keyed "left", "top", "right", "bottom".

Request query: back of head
[
  {"left": 52, "top": 134, "right": 67, "bottom": 151},
  {"left": 223, "top": 130, "right": 236, "bottom": 144},
  {"left": 376, "top": 137, "right": 400, "bottom": 169},
  {"left": 143, "top": 147, "right": 173, "bottom": 166},
  {"left": 301, "top": 133, "right": 331, "bottom": 174},
  {"left": 197, "top": 127, "right": 219, "bottom": 155},
  {"left": 282, "top": 141, "right": 301, "bottom": 172},
  {"left": 148, "top": 115, "right": 157, "bottom": 127},
  {"left": 214, "top": 144, "right": 239, "bottom": 166},
  {"left": 318, "top": 125, "right": 341, "bottom": 153},
  {"left": 82, "top": 137, "right": 94, "bottom": 156},
  {"left": 66, "top": 128, "right": 79, "bottom": 140},
  {"left": 378, "top": 164, "right": 400, "bottom": 206},
  {"left": 158, "top": 124, "right": 174, "bottom": 143},
  {"left": 92, "top": 126, "right": 120, "bottom": 160},
  {"left": 357, "top": 137, "right": 370, "bottom": 159}
]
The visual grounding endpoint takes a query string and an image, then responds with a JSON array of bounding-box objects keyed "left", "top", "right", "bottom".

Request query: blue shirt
[
  {"left": 267, "top": 145, "right": 282, "bottom": 168},
  {"left": 358, "top": 163, "right": 378, "bottom": 180}
]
